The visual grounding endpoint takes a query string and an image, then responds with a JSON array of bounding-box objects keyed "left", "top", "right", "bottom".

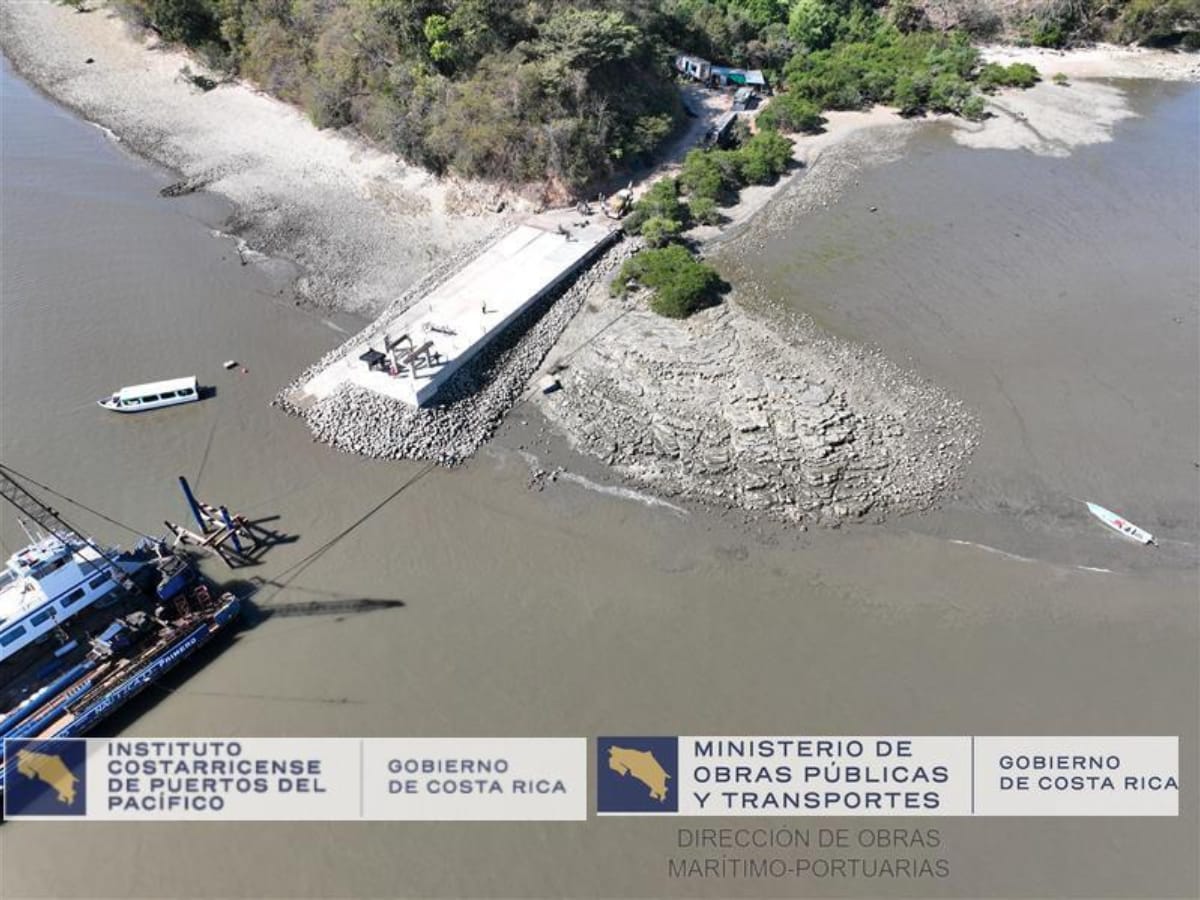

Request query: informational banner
[
  {"left": 3, "top": 737, "right": 587, "bottom": 821},
  {"left": 3, "top": 735, "right": 1177, "bottom": 821},
  {"left": 596, "top": 736, "right": 1179, "bottom": 817}
]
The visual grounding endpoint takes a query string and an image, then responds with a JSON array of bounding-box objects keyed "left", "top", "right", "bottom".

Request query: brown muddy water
[
  {"left": 1, "top": 57, "right": 1197, "bottom": 899},
  {"left": 721, "top": 79, "right": 1200, "bottom": 573}
]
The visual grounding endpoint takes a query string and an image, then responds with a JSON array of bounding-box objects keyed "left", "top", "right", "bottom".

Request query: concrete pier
[{"left": 295, "top": 217, "right": 618, "bottom": 407}]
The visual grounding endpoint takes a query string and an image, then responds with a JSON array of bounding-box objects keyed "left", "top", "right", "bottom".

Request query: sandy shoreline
[
  {"left": 0, "top": 0, "right": 514, "bottom": 315},
  {"left": 980, "top": 41, "right": 1200, "bottom": 81}
]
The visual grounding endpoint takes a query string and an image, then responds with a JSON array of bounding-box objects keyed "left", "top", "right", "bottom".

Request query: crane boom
[
  {"left": 0, "top": 462, "right": 137, "bottom": 590},
  {"left": 0, "top": 462, "right": 80, "bottom": 538}
]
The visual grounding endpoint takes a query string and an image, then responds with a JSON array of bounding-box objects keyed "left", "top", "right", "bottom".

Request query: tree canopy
[{"left": 116, "top": 0, "right": 1191, "bottom": 190}]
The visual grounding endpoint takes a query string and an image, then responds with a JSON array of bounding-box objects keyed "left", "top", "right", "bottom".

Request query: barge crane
[{"left": 0, "top": 464, "right": 241, "bottom": 771}]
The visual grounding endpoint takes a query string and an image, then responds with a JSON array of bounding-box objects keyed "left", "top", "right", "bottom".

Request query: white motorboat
[
  {"left": 98, "top": 376, "right": 199, "bottom": 413},
  {"left": 1085, "top": 501, "right": 1156, "bottom": 545}
]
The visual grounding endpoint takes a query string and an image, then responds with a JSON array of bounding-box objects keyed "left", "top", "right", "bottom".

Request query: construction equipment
[{"left": 601, "top": 185, "right": 634, "bottom": 220}]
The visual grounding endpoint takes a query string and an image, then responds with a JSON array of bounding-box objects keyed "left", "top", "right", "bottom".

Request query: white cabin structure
[
  {"left": 98, "top": 376, "right": 199, "bottom": 413},
  {"left": 0, "top": 534, "right": 125, "bottom": 663}
]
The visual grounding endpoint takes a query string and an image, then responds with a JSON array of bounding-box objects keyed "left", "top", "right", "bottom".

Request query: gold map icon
[
  {"left": 16, "top": 749, "right": 79, "bottom": 806},
  {"left": 607, "top": 745, "right": 670, "bottom": 802}
]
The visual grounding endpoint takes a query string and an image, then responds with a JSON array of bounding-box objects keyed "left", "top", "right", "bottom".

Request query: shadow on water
[
  {"left": 81, "top": 590, "right": 407, "bottom": 740},
  {"left": 235, "top": 578, "right": 408, "bottom": 630}
]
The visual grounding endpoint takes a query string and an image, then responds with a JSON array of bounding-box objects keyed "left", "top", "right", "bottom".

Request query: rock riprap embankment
[
  {"left": 276, "top": 238, "right": 639, "bottom": 464},
  {"left": 538, "top": 283, "right": 976, "bottom": 525}
]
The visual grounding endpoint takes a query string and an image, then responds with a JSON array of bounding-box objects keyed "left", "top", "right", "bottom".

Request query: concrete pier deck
[{"left": 294, "top": 217, "right": 618, "bottom": 407}]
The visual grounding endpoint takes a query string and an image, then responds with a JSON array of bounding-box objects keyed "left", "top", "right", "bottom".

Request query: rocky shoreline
[{"left": 537, "top": 270, "right": 976, "bottom": 527}]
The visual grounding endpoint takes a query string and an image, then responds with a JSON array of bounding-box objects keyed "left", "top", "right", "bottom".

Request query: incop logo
[
  {"left": 4, "top": 738, "right": 88, "bottom": 817},
  {"left": 596, "top": 736, "right": 678, "bottom": 814}
]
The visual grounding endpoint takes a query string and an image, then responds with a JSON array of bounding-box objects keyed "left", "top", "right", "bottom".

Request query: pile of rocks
[
  {"left": 539, "top": 285, "right": 977, "bottom": 526},
  {"left": 276, "top": 237, "right": 639, "bottom": 464}
]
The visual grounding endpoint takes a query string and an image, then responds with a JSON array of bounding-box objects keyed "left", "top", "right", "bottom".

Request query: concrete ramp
[{"left": 299, "top": 220, "right": 617, "bottom": 407}]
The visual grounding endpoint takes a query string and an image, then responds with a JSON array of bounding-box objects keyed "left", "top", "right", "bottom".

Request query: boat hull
[
  {"left": 1086, "top": 502, "right": 1155, "bottom": 545},
  {"left": 98, "top": 395, "right": 199, "bottom": 413}
]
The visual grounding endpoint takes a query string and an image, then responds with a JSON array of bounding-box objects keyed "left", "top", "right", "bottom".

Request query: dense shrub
[
  {"left": 952, "top": 0, "right": 1005, "bottom": 39},
  {"left": 889, "top": 0, "right": 930, "bottom": 34},
  {"left": 777, "top": 16, "right": 1047, "bottom": 120},
  {"left": 732, "top": 129, "right": 793, "bottom": 184},
  {"left": 115, "top": 0, "right": 1075, "bottom": 190},
  {"left": 679, "top": 148, "right": 736, "bottom": 201},
  {"left": 1028, "top": 20, "right": 1067, "bottom": 47},
  {"left": 927, "top": 72, "right": 973, "bottom": 114},
  {"left": 688, "top": 195, "right": 722, "bottom": 225},
  {"left": 612, "top": 245, "right": 723, "bottom": 318},
  {"left": 640, "top": 215, "right": 684, "bottom": 247},
  {"left": 625, "top": 177, "right": 688, "bottom": 234},
  {"left": 783, "top": 24, "right": 982, "bottom": 112},
  {"left": 977, "top": 62, "right": 1041, "bottom": 93},
  {"left": 960, "top": 94, "right": 987, "bottom": 121},
  {"left": 144, "top": 0, "right": 220, "bottom": 44},
  {"left": 756, "top": 91, "right": 826, "bottom": 133}
]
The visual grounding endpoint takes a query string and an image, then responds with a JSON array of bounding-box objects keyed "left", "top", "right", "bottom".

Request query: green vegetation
[
  {"left": 788, "top": 0, "right": 843, "bottom": 51},
  {"left": 783, "top": 24, "right": 983, "bottom": 115},
  {"left": 117, "top": 1, "right": 684, "bottom": 189},
  {"left": 1015, "top": 0, "right": 1198, "bottom": 49},
  {"left": 620, "top": 127, "right": 791, "bottom": 317},
  {"left": 628, "top": 128, "right": 791, "bottom": 235},
  {"left": 888, "top": 0, "right": 930, "bottom": 34},
  {"left": 1024, "top": 15, "right": 1068, "bottom": 48},
  {"left": 976, "top": 61, "right": 1040, "bottom": 93},
  {"left": 939, "top": 0, "right": 1200, "bottom": 48},
  {"left": 679, "top": 147, "right": 736, "bottom": 201},
  {"left": 641, "top": 215, "right": 685, "bottom": 248},
  {"left": 664, "top": 0, "right": 794, "bottom": 71},
  {"left": 689, "top": 195, "right": 722, "bottom": 225},
  {"left": 113, "top": 1, "right": 1196, "bottom": 192},
  {"left": 732, "top": 128, "right": 793, "bottom": 182},
  {"left": 113, "top": 0, "right": 1064, "bottom": 191},
  {"left": 1116, "top": 0, "right": 1200, "bottom": 46},
  {"left": 624, "top": 177, "right": 689, "bottom": 235},
  {"left": 611, "top": 244, "right": 723, "bottom": 318},
  {"left": 757, "top": 91, "right": 826, "bottom": 133}
]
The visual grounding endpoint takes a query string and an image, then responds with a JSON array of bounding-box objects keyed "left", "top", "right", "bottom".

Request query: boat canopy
[{"left": 116, "top": 376, "right": 197, "bottom": 401}]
